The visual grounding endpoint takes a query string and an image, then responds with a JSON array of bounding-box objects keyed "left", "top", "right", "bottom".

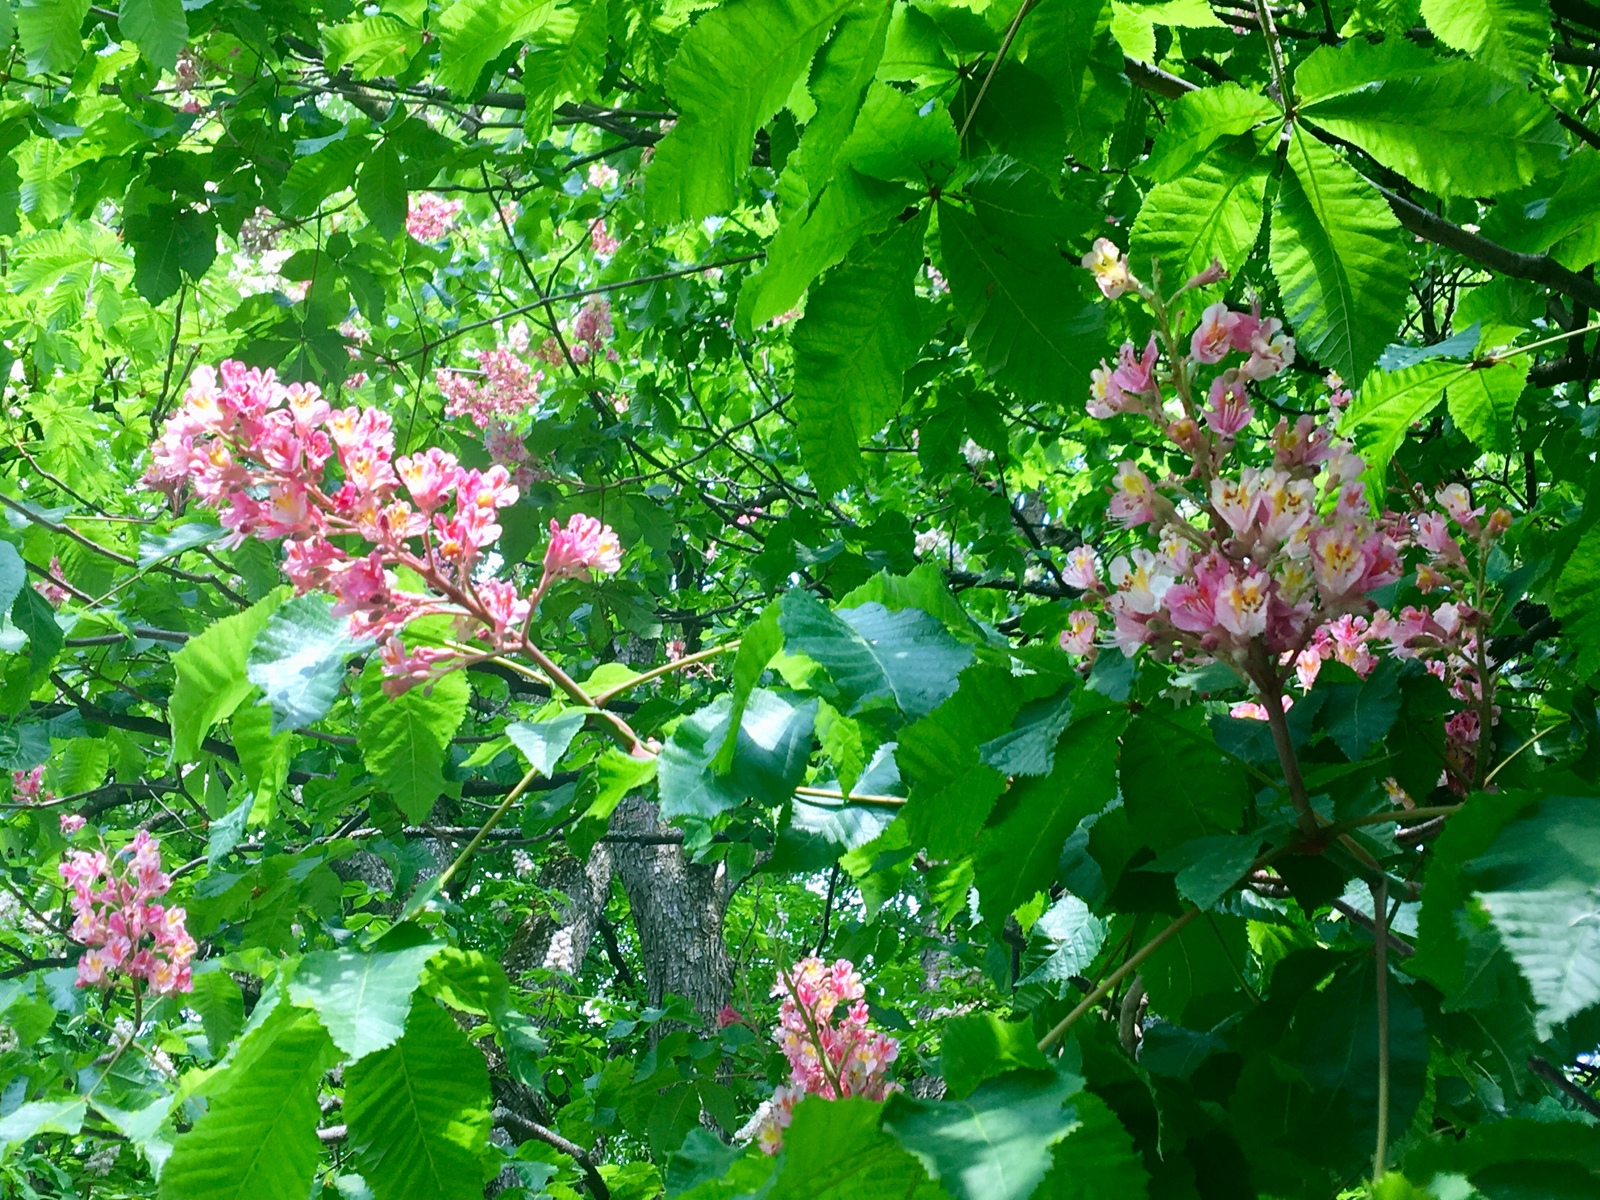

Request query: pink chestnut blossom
[
  {"left": 1108, "top": 462, "right": 1158, "bottom": 528},
  {"left": 1062, "top": 545, "right": 1102, "bottom": 591},
  {"left": 59, "top": 832, "right": 194, "bottom": 995},
  {"left": 1059, "top": 609, "right": 1099, "bottom": 656},
  {"left": 1081, "top": 237, "right": 1136, "bottom": 299},
  {"left": 60, "top": 813, "right": 86, "bottom": 835},
  {"left": 1191, "top": 302, "right": 1239, "bottom": 364},
  {"left": 543, "top": 514, "right": 624, "bottom": 581},
  {"left": 406, "top": 192, "right": 462, "bottom": 242},
  {"left": 589, "top": 219, "right": 620, "bottom": 257},
  {"left": 1204, "top": 371, "right": 1254, "bottom": 437}
]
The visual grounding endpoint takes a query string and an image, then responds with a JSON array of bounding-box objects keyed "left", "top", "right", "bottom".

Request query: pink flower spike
[
  {"left": 60, "top": 813, "right": 86, "bottom": 835},
  {"left": 1059, "top": 609, "right": 1099, "bottom": 656},
  {"left": 543, "top": 514, "right": 624, "bottom": 581},
  {"left": 406, "top": 192, "right": 463, "bottom": 242},
  {"left": 1110, "top": 337, "right": 1159, "bottom": 397}
]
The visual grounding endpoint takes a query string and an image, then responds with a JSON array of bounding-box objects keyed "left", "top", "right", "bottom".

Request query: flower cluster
[
  {"left": 536, "top": 300, "right": 618, "bottom": 368},
  {"left": 586, "top": 162, "right": 620, "bottom": 191},
  {"left": 436, "top": 346, "right": 545, "bottom": 428},
  {"left": 589, "top": 218, "right": 620, "bottom": 257},
  {"left": 1065, "top": 242, "right": 1513, "bottom": 793},
  {"left": 406, "top": 192, "right": 463, "bottom": 242},
  {"left": 32, "top": 556, "right": 71, "bottom": 607},
  {"left": 145, "top": 362, "right": 623, "bottom": 692},
  {"left": 60, "top": 832, "right": 195, "bottom": 995},
  {"left": 749, "top": 957, "right": 900, "bottom": 1154}
]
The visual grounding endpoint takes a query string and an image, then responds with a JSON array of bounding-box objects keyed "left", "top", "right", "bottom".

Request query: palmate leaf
[
  {"left": 357, "top": 140, "right": 408, "bottom": 240},
  {"left": 435, "top": 0, "right": 553, "bottom": 97},
  {"left": 323, "top": 15, "right": 424, "bottom": 79},
  {"left": 1553, "top": 526, "right": 1600, "bottom": 677},
  {"left": 1340, "top": 355, "right": 1529, "bottom": 475},
  {"left": 937, "top": 1015, "right": 1049, "bottom": 1100},
  {"left": 779, "top": 590, "right": 972, "bottom": 719},
  {"left": 159, "top": 1006, "right": 334, "bottom": 1200},
  {"left": 1120, "top": 707, "right": 1244, "bottom": 851},
  {"left": 128, "top": 206, "right": 218, "bottom": 305},
  {"left": 1297, "top": 39, "right": 1563, "bottom": 198},
  {"left": 520, "top": 0, "right": 610, "bottom": 138},
  {"left": 1420, "top": 0, "right": 1550, "bottom": 80},
  {"left": 1270, "top": 130, "right": 1410, "bottom": 383},
  {"left": 289, "top": 943, "right": 442, "bottom": 1060},
  {"left": 785, "top": 0, "right": 895, "bottom": 205},
  {"left": 356, "top": 659, "right": 469, "bottom": 821},
  {"left": 344, "top": 998, "right": 493, "bottom": 1200},
  {"left": 647, "top": 0, "right": 856, "bottom": 225},
  {"left": 1021, "top": 0, "right": 1127, "bottom": 160},
  {"left": 939, "top": 157, "right": 1104, "bottom": 403},
  {"left": 1142, "top": 912, "right": 1249, "bottom": 1023},
  {"left": 883, "top": 1069, "right": 1082, "bottom": 1200},
  {"left": 1130, "top": 136, "right": 1270, "bottom": 295},
  {"left": 792, "top": 212, "right": 928, "bottom": 494}
]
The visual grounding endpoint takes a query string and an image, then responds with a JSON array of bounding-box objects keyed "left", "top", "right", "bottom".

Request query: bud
[
  {"left": 1486, "top": 508, "right": 1513, "bottom": 538},
  {"left": 1184, "top": 257, "right": 1228, "bottom": 289}
]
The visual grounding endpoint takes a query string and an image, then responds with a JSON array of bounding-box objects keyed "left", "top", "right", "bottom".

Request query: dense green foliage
[{"left": 0, "top": 0, "right": 1599, "bottom": 1197}]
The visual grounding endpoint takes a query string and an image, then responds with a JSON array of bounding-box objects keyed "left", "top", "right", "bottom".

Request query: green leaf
[
  {"left": 1120, "top": 708, "right": 1244, "bottom": 852},
  {"left": 1341, "top": 355, "right": 1529, "bottom": 474},
  {"left": 1036, "top": 1093, "right": 1148, "bottom": 1200},
  {"left": 1270, "top": 130, "right": 1410, "bottom": 383},
  {"left": 280, "top": 136, "right": 371, "bottom": 219},
  {"left": 1446, "top": 355, "right": 1528, "bottom": 453},
  {"left": 1467, "top": 794, "right": 1600, "bottom": 1035},
  {"left": 784, "top": 0, "right": 895, "bottom": 204},
  {"left": 129, "top": 206, "right": 218, "bottom": 305},
  {"left": 159, "top": 1005, "right": 334, "bottom": 1200},
  {"left": 17, "top": 0, "right": 89, "bottom": 76},
  {"left": 207, "top": 795, "right": 253, "bottom": 866},
  {"left": 290, "top": 943, "right": 442, "bottom": 1060},
  {"left": 646, "top": 0, "right": 856, "bottom": 224},
  {"left": 1404, "top": 1116, "right": 1600, "bottom": 1192},
  {"left": 189, "top": 965, "right": 245, "bottom": 1059},
  {"left": 344, "top": 999, "right": 491, "bottom": 1200},
  {"left": 1554, "top": 526, "right": 1600, "bottom": 677},
  {"left": 519, "top": 0, "right": 610, "bottom": 137},
  {"left": 766, "top": 1097, "right": 940, "bottom": 1200},
  {"left": 358, "top": 141, "right": 408, "bottom": 241},
  {"left": 1297, "top": 39, "right": 1563, "bottom": 196},
  {"left": 0, "top": 543, "right": 25, "bottom": 616},
  {"left": 1320, "top": 655, "right": 1402, "bottom": 760},
  {"left": 939, "top": 158, "right": 1104, "bottom": 404},
  {"left": 938, "top": 1014, "right": 1050, "bottom": 1100},
  {"left": 356, "top": 661, "right": 469, "bottom": 821},
  {"left": 1160, "top": 833, "right": 1262, "bottom": 911},
  {"left": 0, "top": 1097, "right": 85, "bottom": 1153},
  {"left": 247, "top": 592, "right": 368, "bottom": 735},
  {"left": 505, "top": 711, "right": 586, "bottom": 776},
  {"left": 232, "top": 696, "right": 291, "bottom": 817},
  {"left": 978, "top": 686, "right": 1075, "bottom": 777},
  {"left": 1018, "top": 894, "right": 1108, "bottom": 987},
  {"left": 1130, "top": 137, "right": 1269, "bottom": 296},
  {"left": 44, "top": 737, "right": 107, "bottom": 796},
  {"left": 1144, "top": 83, "right": 1279, "bottom": 182},
  {"left": 792, "top": 212, "right": 928, "bottom": 495},
  {"left": 1420, "top": 0, "right": 1550, "bottom": 79},
  {"left": 118, "top": 0, "right": 187, "bottom": 73},
  {"left": 975, "top": 711, "right": 1123, "bottom": 926},
  {"left": 736, "top": 167, "right": 910, "bottom": 332},
  {"left": 883, "top": 1069, "right": 1082, "bottom": 1200},
  {"left": 657, "top": 689, "right": 817, "bottom": 821},
  {"left": 170, "top": 588, "right": 288, "bottom": 763},
  {"left": 324, "top": 15, "right": 424, "bottom": 79},
  {"left": 712, "top": 600, "right": 783, "bottom": 773},
  {"left": 1022, "top": 0, "right": 1128, "bottom": 160},
  {"left": 779, "top": 591, "right": 973, "bottom": 719},
  {"left": 436, "top": 0, "right": 554, "bottom": 96},
  {"left": 10, "top": 586, "right": 62, "bottom": 668},
  {"left": 1141, "top": 912, "right": 1248, "bottom": 1023}
]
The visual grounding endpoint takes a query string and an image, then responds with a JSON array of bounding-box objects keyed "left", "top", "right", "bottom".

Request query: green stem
[{"left": 434, "top": 762, "right": 545, "bottom": 893}]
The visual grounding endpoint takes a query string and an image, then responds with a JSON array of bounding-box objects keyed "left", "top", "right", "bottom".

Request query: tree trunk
[
  {"left": 608, "top": 795, "right": 735, "bottom": 1032},
  {"left": 503, "top": 843, "right": 614, "bottom": 985}
]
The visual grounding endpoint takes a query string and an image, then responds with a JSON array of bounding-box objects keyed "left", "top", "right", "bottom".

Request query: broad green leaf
[
  {"left": 0, "top": 543, "right": 24, "bottom": 616},
  {"left": 207, "top": 795, "right": 253, "bottom": 866},
  {"left": 128, "top": 206, "right": 218, "bottom": 305},
  {"left": 138, "top": 523, "right": 224, "bottom": 568},
  {"left": 792, "top": 212, "right": 928, "bottom": 494},
  {"left": 1130, "top": 138, "right": 1269, "bottom": 295},
  {"left": 1018, "top": 894, "right": 1108, "bottom": 987},
  {"left": 974, "top": 711, "right": 1123, "bottom": 926},
  {"left": 1420, "top": 0, "right": 1549, "bottom": 79},
  {"left": 767, "top": 1097, "right": 940, "bottom": 1200},
  {"left": 1166, "top": 834, "right": 1262, "bottom": 911},
  {"left": 657, "top": 689, "right": 818, "bottom": 821},
  {"left": 356, "top": 660, "right": 469, "bottom": 821},
  {"left": 835, "top": 82, "right": 958, "bottom": 186},
  {"left": 1341, "top": 355, "right": 1529, "bottom": 474},
  {"left": 0, "top": 1097, "right": 85, "bottom": 1153},
  {"left": 92, "top": 1096, "right": 175, "bottom": 1175},
  {"left": 520, "top": 0, "right": 610, "bottom": 137},
  {"left": 324, "top": 15, "right": 423, "bottom": 79},
  {"left": 646, "top": 0, "right": 856, "bottom": 224},
  {"left": 1404, "top": 1116, "right": 1600, "bottom": 1192},
  {"left": 505, "top": 710, "right": 586, "bottom": 776},
  {"left": 712, "top": 600, "right": 782, "bottom": 773},
  {"left": 358, "top": 141, "right": 408, "bottom": 241},
  {"left": 436, "top": 0, "right": 554, "bottom": 96},
  {"left": 1297, "top": 40, "right": 1563, "bottom": 198},
  {"left": 940, "top": 158, "right": 1104, "bottom": 404},
  {"left": 1554, "top": 525, "right": 1600, "bottom": 677},
  {"left": 1021, "top": 0, "right": 1128, "bottom": 160},
  {"left": 421, "top": 946, "right": 513, "bottom": 1019},
  {"left": 17, "top": 0, "right": 89, "bottom": 76},
  {"left": 1319, "top": 655, "right": 1401, "bottom": 760},
  {"left": 189, "top": 965, "right": 245, "bottom": 1059},
  {"left": 1446, "top": 355, "right": 1528, "bottom": 452},
  {"left": 290, "top": 943, "right": 442, "bottom": 1060},
  {"left": 232, "top": 696, "right": 291, "bottom": 817},
  {"left": 1467, "top": 794, "right": 1600, "bottom": 1035},
  {"left": 978, "top": 686, "right": 1075, "bottom": 778},
  {"left": 1120, "top": 708, "right": 1244, "bottom": 851},
  {"left": 938, "top": 1014, "right": 1050, "bottom": 1100},
  {"left": 784, "top": 0, "right": 895, "bottom": 204},
  {"left": 1037, "top": 1093, "right": 1148, "bottom": 1200},
  {"left": 1270, "top": 130, "right": 1409, "bottom": 383},
  {"left": 1142, "top": 912, "right": 1249, "bottom": 1023},
  {"left": 119, "top": 0, "right": 187, "bottom": 73},
  {"left": 883, "top": 1069, "right": 1081, "bottom": 1200},
  {"left": 280, "top": 135, "right": 371, "bottom": 218},
  {"left": 247, "top": 592, "right": 368, "bottom": 734},
  {"left": 43, "top": 737, "right": 107, "bottom": 796},
  {"left": 9, "top": 587, "right": 63, "bottom": 668},
  {"left": 159, "top": 1006, "right": 334, "bottom": 1200},
  {"left": 736, "top": 167, "right": 909, "bottom": 333},
  {"left": 779, "top": 591, "right": 972, "bottom": 719},
  {"left": 1144, "top": 83, "right": 1279, "bottom": 182},
  {"left": 170, "top": 588, "right": 288, "bottom": 762},
  {"left": 343, "top": 998, "right": 493, "bottom": 1200}
]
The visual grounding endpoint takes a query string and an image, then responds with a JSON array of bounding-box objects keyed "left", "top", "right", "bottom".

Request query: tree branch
[{"left": 493, "top": 1107, "right": 611, "bottom": 1200}]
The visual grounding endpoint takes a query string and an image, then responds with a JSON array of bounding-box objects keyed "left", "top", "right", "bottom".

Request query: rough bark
[
  {"left": 608, "top": 795, "right": 736, "bottom": 1032},
  {"left": 503, "top": 843, "right": 614, "bottom": 985}
]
